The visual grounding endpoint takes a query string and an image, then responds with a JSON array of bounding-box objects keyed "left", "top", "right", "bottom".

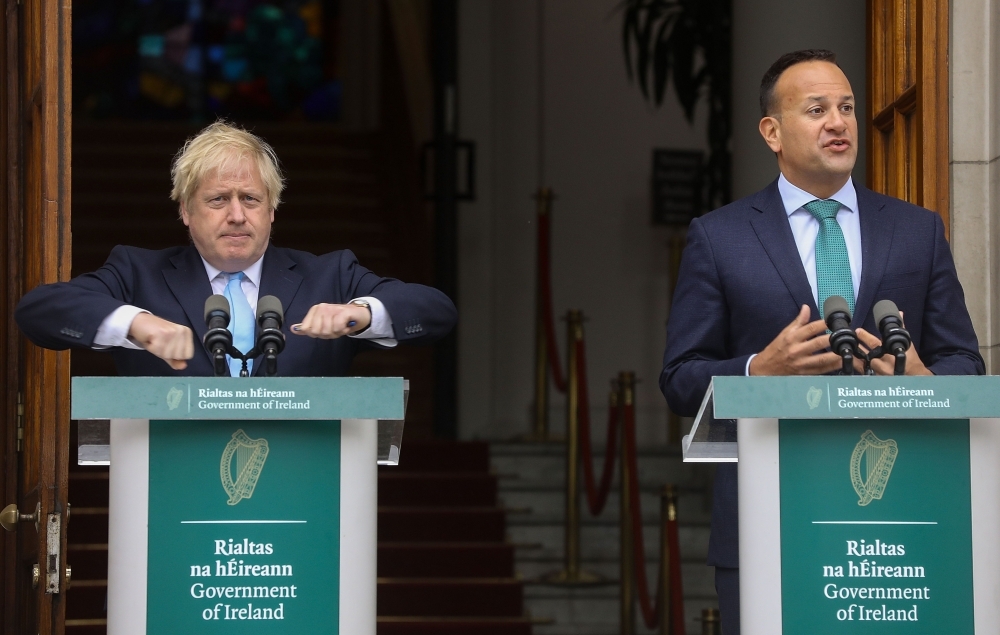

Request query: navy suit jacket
[
  {"left": 660, "top": 180, "right": 983, "bottom": 568},
  {"left": 15, "top": 244, "right": 457, "bottom": 377}
]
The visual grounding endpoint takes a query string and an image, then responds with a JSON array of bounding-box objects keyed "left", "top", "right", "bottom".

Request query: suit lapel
[
  {"left": 852, "top": 186, "right": 892, "bottom": 328},
  {"left": 162, "top": 246, "right": 216, "bottom": 366},
  {"left": 749, "top": 180, "right": 819, "bottom": 318},
  {"left": 253, "top": 247, "right": 302, "bottom": 376}
]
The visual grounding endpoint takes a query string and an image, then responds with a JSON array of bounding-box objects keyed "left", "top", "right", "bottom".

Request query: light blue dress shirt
[{"left": 746, "top": 175, "right": 863, "bottom": 374}]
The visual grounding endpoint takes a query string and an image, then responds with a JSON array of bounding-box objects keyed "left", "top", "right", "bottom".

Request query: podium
[
  {"left": 72, "top": 376, "right": 408, "bottom": 635},
  {"left": 684, "top": 376, "right": 1000, "bottom": 634}
]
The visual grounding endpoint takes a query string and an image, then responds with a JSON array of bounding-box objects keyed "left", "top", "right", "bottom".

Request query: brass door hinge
[{"left": 16, "top": 392, "right": 23, "bottom": 452}]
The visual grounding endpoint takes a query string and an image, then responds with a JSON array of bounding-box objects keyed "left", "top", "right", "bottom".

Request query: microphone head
[
  {"left": 873, "top": 299, "right": 901, "bottom": 327},
  {"left": 256, "top": 295, "right": 284, "bottom": 321},
  {"left": 823, "top": 295, "right": 852, "bottom": 322},
  {"left": 204, "top": 294, "right": 230, "bottom": 324}
]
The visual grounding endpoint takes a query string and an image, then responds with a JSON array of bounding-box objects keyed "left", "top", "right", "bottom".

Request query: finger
[
  {"left": 795, "top": 304, "right": 811, "bottom": 325},
  {"left": 855, "top": 327, "right": 881, "bottom": 348},
  {"left": 166, "top": 358, "right": 188, "bottom": 370},
  {"left": 793, "top": 351, "right": 844, "bottom": 374},
  {"left": 794, "top": 332, "right": 833, "bottom": 354},
  {"left": 791, "top": 318, "right": 832, "bottom": 342}
]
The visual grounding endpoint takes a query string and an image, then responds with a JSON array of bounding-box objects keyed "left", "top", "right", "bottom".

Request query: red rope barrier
[
  {"left": 537, "top": 209, "right": 567, "bottom": 393},
  {"left": 623, "top": 401, "right": 660, "bottom": 627},
  {"left": 575, "top": 338, "right": 620, "bottom": 515}
]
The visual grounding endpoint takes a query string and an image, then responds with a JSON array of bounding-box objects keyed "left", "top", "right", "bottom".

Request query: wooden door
[
  {"left": 1, "top": 0, "right": 73, "bottom": 631},
  {"left": 867, "top": 0, "right": 949, "bottom": 226}
]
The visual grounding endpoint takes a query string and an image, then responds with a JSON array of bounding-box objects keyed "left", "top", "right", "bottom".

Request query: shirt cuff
[
  {"left": 93, "top": 305, "right": 149, "bottom": 350},
  {"left": 347, "top": 297, "right": 397, "bottom": 348},
  {"left": 745, "top": 354, "right": 757, "bottom": 376}
]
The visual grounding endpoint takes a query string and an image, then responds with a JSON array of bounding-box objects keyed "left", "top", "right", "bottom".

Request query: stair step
[
  {"left": 377, "top": 578, "right": 524, "bottom": 617},
  {"left": 378, "top": 508, "right": 505, "bottom": 542},
  {"left": 378, "top": 542, "right": 514, "bottom": 578},
  {"left": 68, "top": 510, "right": 110, "bottom": 543},
  {"left": 67, "top": 544, "right": 110, "bottom": 580},
  {"left": 66, "top": 585, "right": 107, "bottom": 620},
  {"left": 377, "top": 616, "right": 534, "bottom": 635},
  {"left": 379, "top": 473, "right": 498, "bottom": 507},
  {"left": 392, "top": 441, "right": 491, "bottom": 473},
  {"left": 69, "top": 472, "right": 110, "bottom": 507}
]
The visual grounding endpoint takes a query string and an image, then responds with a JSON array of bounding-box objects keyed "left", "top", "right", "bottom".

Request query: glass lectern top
[{"left": 682, "top": 380, "right": 737, "bottom": 463}]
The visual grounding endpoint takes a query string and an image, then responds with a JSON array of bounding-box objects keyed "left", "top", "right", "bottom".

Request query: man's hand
[
  {"left": 855, "top": 314, "right": 932, "bottom": 376},
  {"left": 291, "top": 303, "right": 371, "bottom": 339},
  {"left": 128, "top": 313, "right": 194, "bottom": 370},
  {"left": 749, "top": 305, "right": 843, "bottom": 376}
]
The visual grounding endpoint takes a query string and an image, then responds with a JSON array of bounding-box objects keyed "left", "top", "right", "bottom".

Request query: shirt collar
[
  {"left": 200, "top": 253, "right": 265, "bottom": 288},
  {"left": 777, "top": 173, "right": 858, "bottom": 217}
]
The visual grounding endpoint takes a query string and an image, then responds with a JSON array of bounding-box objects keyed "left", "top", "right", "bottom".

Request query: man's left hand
[
  {"left": 854, "top": 325, "right": 933, "bottom": 376},
  {"left": 291, "top": 303, "right": 371, "bottom": 339}
]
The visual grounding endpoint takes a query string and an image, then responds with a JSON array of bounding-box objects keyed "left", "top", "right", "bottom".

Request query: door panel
[
  {"left": 867, "top": 0, "right": 949, "bottom": 227},
  {"left": 1, "top": 0, "right": 72, "bottom": 632}
]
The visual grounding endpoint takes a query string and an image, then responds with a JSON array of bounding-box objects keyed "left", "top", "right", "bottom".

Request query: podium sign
[
  {"left": 73, "top": 377, "right": 406, "bottom": 635},
  {"left": 685, "top": 376, "right": 1000, "bottom": 634},
  {"left": 779, "top": 419, "right": 973, "bottom": 631},
  {"left": 147, "top": 420, "right": 340, "bottom": 632}
]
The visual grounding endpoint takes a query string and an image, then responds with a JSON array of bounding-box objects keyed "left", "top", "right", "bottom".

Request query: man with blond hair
[{"left": 15, "top": 121, "right": 457, "bottom": 376}]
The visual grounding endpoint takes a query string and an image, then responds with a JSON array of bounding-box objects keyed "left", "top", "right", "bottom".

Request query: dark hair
[{"left": 760, "top": 49, "right": 839, "bottom": 118}]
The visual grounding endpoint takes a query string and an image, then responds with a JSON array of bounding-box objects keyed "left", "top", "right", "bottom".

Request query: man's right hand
[
  {"left": 749, "top": 304, "right": 843, "bottom": 376},
  {"left": 127, "top": 313, "right": 194, "bottom": 370}
]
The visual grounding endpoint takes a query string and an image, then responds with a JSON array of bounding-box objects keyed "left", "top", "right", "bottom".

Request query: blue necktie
[
  {"left": 224, "top": 272, "right": 254, "bottom": 377},
  {"left": 804, "top": 199, "right": 855, "bottom": 316}
]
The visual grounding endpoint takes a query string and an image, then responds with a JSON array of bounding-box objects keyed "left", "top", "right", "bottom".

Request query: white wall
[
  {"left": 458, "top": 0, "right": 708, "bottom": 442},
  {"left": 731, "top": 0, "right": 867, "bottom": 198}
]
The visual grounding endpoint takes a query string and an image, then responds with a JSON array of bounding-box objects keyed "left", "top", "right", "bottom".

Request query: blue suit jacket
[
  {"left": 15, "top": 244, "right": 457, "bottom": 377},
  {"left": 660, "top": 180, "right": 983, "bottom": 568}
]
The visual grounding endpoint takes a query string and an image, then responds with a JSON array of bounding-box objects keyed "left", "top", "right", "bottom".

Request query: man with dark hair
[{"left": 660, "top": 50, "right": 982, "bottom": 633}]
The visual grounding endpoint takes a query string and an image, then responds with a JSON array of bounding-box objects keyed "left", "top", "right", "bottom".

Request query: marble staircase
[{"left": 491, "top": 442, "right": 719, "bottom": 635}]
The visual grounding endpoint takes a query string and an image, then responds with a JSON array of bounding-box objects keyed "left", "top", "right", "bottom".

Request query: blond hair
[{"left": 170, "top": 121, "right": 285, "bottom": 211}]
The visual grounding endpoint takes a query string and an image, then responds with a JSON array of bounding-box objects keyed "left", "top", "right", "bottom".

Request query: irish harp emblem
[
  {"left": 850, "top": 430, "right": 898, "bottom": 506},
  {"left": 221, "top": 429, "right": 269, "bottom": 506}
]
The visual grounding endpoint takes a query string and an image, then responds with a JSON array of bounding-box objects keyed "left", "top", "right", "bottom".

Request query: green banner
[
  {"left": 72, "top": 377, "right": 404, "bottom": 420},
  {"left": 779, "top": 419, "right": 973, "bottom": 632},
  {"left": 713, "top": 376, "right": 1000, "bottom": 419},
  {"left": 146, "top": 420, "right": 341, "bottom": 633}
]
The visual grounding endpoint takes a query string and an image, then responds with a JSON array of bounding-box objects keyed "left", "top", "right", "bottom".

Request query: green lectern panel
[
  {"left": 146, "top": 420, "right": 340, "bottom": 633},
  {"left": 779, "top": 419, "right": 973, "bottom": 633}
]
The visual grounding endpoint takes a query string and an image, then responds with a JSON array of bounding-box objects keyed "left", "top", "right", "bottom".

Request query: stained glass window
[{"left": 74, "top": 0, "right": 342, "bottom": 121}]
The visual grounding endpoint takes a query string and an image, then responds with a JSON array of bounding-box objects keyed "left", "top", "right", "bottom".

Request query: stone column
[{"left": 950, "top": 0, "right": 1000, "bottom": 372}]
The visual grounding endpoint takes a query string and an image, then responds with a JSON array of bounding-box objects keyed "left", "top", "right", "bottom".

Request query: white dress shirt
[
  {"left": 746, "top": 175, "right": 862, "bottom": 374},
  {"left": 93, "top": 253, "right": 397, "bottom": 349}
]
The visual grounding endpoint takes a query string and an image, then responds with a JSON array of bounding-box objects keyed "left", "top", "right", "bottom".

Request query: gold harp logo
[
  {"left": 850, "top": 430, "right": 898, "bottom": 506},
  {"left": 221, "top": 429, "right": 269, "bottom": 506}
]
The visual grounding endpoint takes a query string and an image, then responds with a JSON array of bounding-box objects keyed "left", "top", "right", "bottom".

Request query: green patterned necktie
[{"left": 804, "top": 199, "right": 855, "bottom": 316}]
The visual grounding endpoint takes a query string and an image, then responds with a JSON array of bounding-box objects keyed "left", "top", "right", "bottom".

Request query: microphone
[
  {"left": 204, "top": 295, "right": 233, "bottom": 377},
  {"left": 823, "top": 295, "right": 858, "bottom": 375},
  {"left": 256, "top": 295, "right": 286, "bottom": 377},
  {"left": 873, "top": 299, "right": 911, "bottom": 375}
]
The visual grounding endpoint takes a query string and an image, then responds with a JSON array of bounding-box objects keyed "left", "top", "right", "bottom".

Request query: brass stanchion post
[
  {"left": 619, "top": 371, "right": 636, "bottom": 634},
  {"left": 532, "top": 187, "right": 555, "bottom": 439},
  {"left": 659, "top": 485, "right": 678, "bottom": 635},
  {"left": 666, "top": 230, "right": 685, "bottom": 446},
  {"left": 701, "top": 607, "right": 721, "bottom": 635},
  {"left": 542, "top": 310, "right": 600, "bottom": 584}
]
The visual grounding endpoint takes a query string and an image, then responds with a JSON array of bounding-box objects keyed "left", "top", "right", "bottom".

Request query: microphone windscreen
[
  {"left": 204, "top": 294, "right": 231, "bottom": 322},
  {"left": 873, "top": 299, "right": 901, "bottom": 326},
  {"left": 257, "top": 295, "right": 284, "bottom": 321},
  {"left": 823, "top": 295, "right": 851, "bottom": 322}
]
